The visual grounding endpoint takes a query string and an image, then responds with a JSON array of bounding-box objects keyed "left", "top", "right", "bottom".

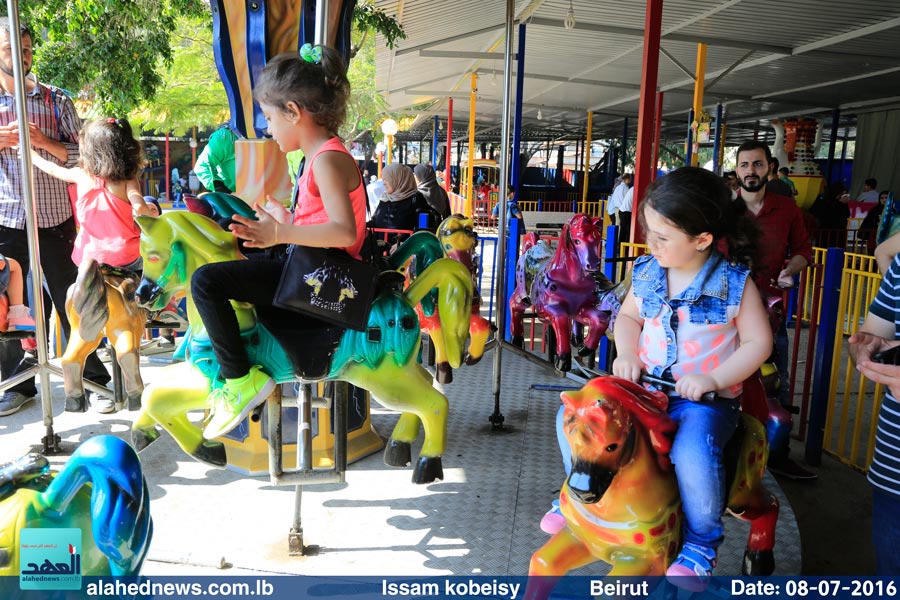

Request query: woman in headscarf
[
  {"left": 413, "top": 163, "right": 451, "bottom": 230},
  {"left": 368, "top": 163, "right": 419, "bottom": 231}
]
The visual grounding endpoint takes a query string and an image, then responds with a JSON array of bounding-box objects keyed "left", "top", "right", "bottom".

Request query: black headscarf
[{"left": 413, "top": 164, "right": 451, "bottom": 220}]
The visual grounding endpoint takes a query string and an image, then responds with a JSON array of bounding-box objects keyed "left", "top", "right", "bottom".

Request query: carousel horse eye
[
  {"left": 605, "top": 443, "right": 619, "bottom": 452},
  {"left": 388, "top": 319, "right": 396, "bottom": 327},
  {"left": 574, "top": 239, "right": 581, "bottom": 245},
  {"left": 148, "top": 255, "right": 160, "bottom": 263}
]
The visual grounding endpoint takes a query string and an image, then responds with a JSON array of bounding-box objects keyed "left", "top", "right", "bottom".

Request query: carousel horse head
[
  {"left": 0, "top": 435, "right": 152, "bottom": 577},
  {"left": 560, "top": 377, "right": 675, "bottom": 503},
  {"left": 134, "top": 212, "right": 239, "bottom": 310},
  {"left": 560, "top": 214, "right": 603, "bottom": 273},
  {"left": 437, "top": 214, "right": 478, "bottom": 259}
]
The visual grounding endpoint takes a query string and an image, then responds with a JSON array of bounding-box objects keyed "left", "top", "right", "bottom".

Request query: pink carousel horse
[{"left": 509, "top": 214, "right": 617, "bottom": 372}]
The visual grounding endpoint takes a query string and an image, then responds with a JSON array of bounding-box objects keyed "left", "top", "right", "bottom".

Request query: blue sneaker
[{"left": 666, "top": 542, "right": 717, "bottom": 591}]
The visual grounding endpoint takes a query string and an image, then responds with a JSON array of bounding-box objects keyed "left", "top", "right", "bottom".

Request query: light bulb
[
  {"left": 564, "top": 0, "right": 576, "bottom": 30},
  {"left": 439, "top": 120, "right": 443, "bottom": 131},
  {"left": 537, "top": 106, "right": 543, "bottom": 121}
]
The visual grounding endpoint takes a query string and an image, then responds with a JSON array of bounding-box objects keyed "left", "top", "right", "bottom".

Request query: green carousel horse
[{"left": 130, "top": 211, "right": 474, "bottom": 484}]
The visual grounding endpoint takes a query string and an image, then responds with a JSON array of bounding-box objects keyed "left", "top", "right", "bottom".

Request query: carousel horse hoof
[
  {"left": 191, "top": 441, "right": 228, "bottom": 468},
  {"left": 126, "top": 394, "right": 142, "bottom": 412},
  {"left": 131, "top": 427, "right": 160, "bottom": 452},
  {"left": 464, "top": 352, "right": 482, "bottom": 366},
  {"left": 65, "top": 394, "right": 88, "bottom": 413},
  {"left": 435, "top": 362, "right": 453, "bottom": 384},
  {"left": 511, "top": 335, "right": 524, "bottom": 348},
  {"left": 577, "top": 345, "right": 596, "bottom": 358},
  {"left": 383, "top": 439, "right": 412, "bottom": 467},
  {"left": 554, "top": 353, "right": 572, "bottom": 373},
  {"left": 742, "top": 549, "right": 775, "bottom": 576},
  {"left": 412, "top": 456, "right": 443, "bottom": 484}
]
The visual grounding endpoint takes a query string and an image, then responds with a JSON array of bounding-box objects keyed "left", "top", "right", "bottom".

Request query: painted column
[
  {"left": 690, "top": 43, "right": 707, "bottom": 167},
  {"left": 445, "top": 98, "right": 454, "bottom": 191},
  {"left": 510, "top": 23, "right": 526, "bottom": 197},
  {"left": 465, "top": 72, "right": 477, "bottom": 217},
  {"left": 631, "top": 0, "right": 663, "bottom": 244},
  {"left": 582, "top": 112, "right": 593, "bottom": 212},
  {"left": 651, "top": 91, "right": 663, "bottom": 181}
]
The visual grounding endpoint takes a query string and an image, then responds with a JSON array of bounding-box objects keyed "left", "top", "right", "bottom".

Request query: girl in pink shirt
[{"left": 32, "top": 118, "right": 152, "bottom": 271}]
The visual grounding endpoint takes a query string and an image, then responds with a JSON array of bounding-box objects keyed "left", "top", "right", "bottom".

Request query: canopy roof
[{"left": 374, "top": 0, "right": 900, "bottom": 145}]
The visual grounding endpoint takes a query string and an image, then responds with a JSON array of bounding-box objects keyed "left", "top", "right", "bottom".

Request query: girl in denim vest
[{"left": 611, "top": 167, "right": 772, "bottom": 588}]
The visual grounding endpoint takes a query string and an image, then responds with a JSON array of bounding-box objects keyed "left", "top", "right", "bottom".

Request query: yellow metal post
[
  {"left": 465, "top": 72, "right": 477, "bottom": 218},
  {"left": 582, "top": 111, "right": 592, "bottom": 212},
  {"left": 691, "top": 43, "right": 707, "bottom": 167}
]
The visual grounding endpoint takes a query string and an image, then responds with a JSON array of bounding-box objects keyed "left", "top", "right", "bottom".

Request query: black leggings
[{"left": 191, "top": 253, "right": 343, "bottom": 380}]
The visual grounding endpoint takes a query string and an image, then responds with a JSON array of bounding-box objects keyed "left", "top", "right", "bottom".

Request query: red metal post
[
  {"left": 630, "top": 0, "right": 663, "bottom": 244},
  {"left": 165, "top": 132, "right": 170, "bottom": 202},
  {"left": 651, "top": 90, "right": 663, "bottom": 182},
  {"left": 445, "top": 98, "right": 454, "bottom": 192}
]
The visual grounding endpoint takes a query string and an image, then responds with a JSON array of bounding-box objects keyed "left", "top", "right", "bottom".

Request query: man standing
[
  {"left": 736, "top": 140, "right": 816, "bottom": 479},
  {"left": 606, "top": 172, "right": 631, "bottom": 226},
  {"left": 766, "top": 156, "right": 794, "bottom": 198},
  {"left": 0, "top": 18, "right": 111, "bottom": 416}
]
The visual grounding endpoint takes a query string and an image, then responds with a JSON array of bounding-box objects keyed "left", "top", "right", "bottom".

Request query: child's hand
[
  {"left": 612, "top": 355, "right": 643, "bottom": 382},
  {"left": 675, "top": 373, "right": 718, "bottom": 402},
  {"left": 256, "top": 195, "right": 291, "bottom": 224},
  {"left": 230, "top": 205, "right": 278, "bottom": 248}
]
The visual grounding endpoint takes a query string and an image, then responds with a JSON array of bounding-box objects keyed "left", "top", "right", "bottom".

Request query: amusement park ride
[{"left": 0, "top": 0, "right": 794, "bottom": 585}]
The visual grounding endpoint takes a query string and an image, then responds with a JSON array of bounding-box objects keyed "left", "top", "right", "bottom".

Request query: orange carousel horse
[
  {"left": 61, "top": 260, "right": 148, "bottom": 412},
  {"left": 524, "top": 376, "right": 778, "bottom": 600}
]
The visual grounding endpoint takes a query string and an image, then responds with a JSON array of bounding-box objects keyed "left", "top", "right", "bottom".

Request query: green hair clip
[{"left": 299, "top": 43, "right": 322, "bottom": 64}]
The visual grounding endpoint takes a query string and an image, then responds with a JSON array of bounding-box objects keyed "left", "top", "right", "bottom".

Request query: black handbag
[{"left": 273, "top": 245, "right": 379, "bottom": 331}]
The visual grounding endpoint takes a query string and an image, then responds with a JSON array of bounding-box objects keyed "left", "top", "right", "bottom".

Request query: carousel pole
[
  {"left": 0, "top": 0, "right": 65, "bottom": 452},
  {"left": 489, "top": 0, "right": 515, "bottom": 429}
]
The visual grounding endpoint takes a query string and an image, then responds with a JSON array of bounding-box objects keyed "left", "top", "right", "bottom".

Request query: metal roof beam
[
  {"left": 419, "top": 50, "right": 517, "bottom": 60},
  {"left": 477, "top": 68, "right": 641, "bottom": 90},
  {"left": 792, "top": 17, "right": 900, "bottom": 55},
  {"left": 394, "top": 23, "right": 506, "bottom": 56},
  {"left": 525, "top": 16, "right": 791, "bottom": 55},
  {"left": 659, "top": 46, "right": 696, "bottom": 81},
  {"left": 753, "top": 65, "right": 900, "bottom": 100}
]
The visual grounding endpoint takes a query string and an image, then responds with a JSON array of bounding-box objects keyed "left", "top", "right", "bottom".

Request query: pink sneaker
[
  {"left": 666, "top": 542, "right": 717, "bottom": 592},
  {"left": 539, "top": 501, "right": 567, "bottom": 534},
  {"left": 7, "top": 304, "right": 35, "bottom": 331}
]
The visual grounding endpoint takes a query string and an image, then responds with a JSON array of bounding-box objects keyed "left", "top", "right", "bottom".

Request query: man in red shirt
[{"left": 736, "top": 140, "right": 816, "bottom": 480}]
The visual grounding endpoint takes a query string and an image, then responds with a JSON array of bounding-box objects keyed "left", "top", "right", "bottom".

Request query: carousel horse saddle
[{"left": 0, "top": 453, "right": 49, "bottom": 500}]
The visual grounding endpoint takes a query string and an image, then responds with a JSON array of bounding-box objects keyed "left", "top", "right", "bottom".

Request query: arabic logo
[
  {"left": 21, "top": 544, "right": 81, "bottom": 575},
  {"left": 19, "top": 528, "right": 82, "bottom": 590}
]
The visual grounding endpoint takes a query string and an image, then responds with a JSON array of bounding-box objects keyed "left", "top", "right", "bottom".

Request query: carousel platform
[{"left": 1, "top": 348, "right": 801, "bottom": 577}]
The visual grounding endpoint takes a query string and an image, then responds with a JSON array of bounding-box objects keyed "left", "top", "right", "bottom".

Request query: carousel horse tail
[
  {"left": 39, "top": 436, "right": 152, "bottom": 576},
  {"left": 67, "top": 259, "right": 110, "bottom": 342},
  {"left": 405, "top": 258, "right": 474, "bottom": 369}
]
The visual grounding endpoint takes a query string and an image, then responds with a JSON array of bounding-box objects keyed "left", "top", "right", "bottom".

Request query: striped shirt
[
  {"left": 0, "top": 74, "right": 81, "bottom": 228},
  {"left": 866, "top": 254, "right": 900, "bottom": 497}
]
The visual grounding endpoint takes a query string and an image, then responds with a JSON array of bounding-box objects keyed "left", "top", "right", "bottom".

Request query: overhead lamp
[
  {"left": 564, "top": 0, "right": 576, "bottom": 30},
  {"left": 381, "top": 118, "right": 399, "bottom": 137},
  {"left": 537, "top": 106, "right": 543, "bottom": 121},
  {"left": 439, "top": 119, "right": 444, "bottom": 131}
]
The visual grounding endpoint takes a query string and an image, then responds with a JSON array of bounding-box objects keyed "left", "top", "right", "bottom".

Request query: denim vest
[{"left": 631, "top": 252, "right": 750, "bottom": 398}]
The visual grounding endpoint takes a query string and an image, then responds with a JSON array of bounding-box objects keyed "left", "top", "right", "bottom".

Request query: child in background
[
  {"left": 491, "top": 185, "right": 522, "bottom": 225},
  {"left": 612, "top": 167, "right": 771, "bottom": 589},
  {"left": 0, "top": 253, "right": 36, "bottom": 348},
  {"left": 191, "top": 46, "right": 367, "bottom": 440},
  {"left": 32, "top": 117, "right": 152, "bottom": 273}
]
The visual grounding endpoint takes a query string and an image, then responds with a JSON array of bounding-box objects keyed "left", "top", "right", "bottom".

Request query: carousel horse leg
[
  {"left": 111, "top": 331, "right": 144, "bottom": 411},
  {"left": 509, "top": 299, "right": 527, "bottom": 348},
  {"left": 736, "top": 491, "right": 779, "bottom": 575},
  {"left": 464, "top": 315, "right": 492, "bottom": 365},
  {"left": 383, "top": 412, "right": 418, "bottom": 467},
  {"left": 343, "top": 360, "right": 448, "bottom": 484},
  {"left": 133, "top": 363, "right": 226, "bottom": 467},
  {"left": 548, "top": 312, "right": 573, "bottom": 373},
  {"left": 61, "top": 330, "right": 103, "bottom": 413},
  {"left": 107, "top": 284, "right": 147, "bottom": 410},
  {"left": 524, "top": 528, "right": 596, "bottom": 600},
  {"left": 427, "top": 325, "right": 453, "bottom": 384}
]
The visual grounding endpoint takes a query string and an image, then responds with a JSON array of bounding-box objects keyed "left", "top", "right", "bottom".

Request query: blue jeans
[
  {"left": 668, "top": 395, "right": 740, "bottom": 551},
  {"left": 774, "top": 320, "right": 791, "bottom": 407},
  {"left": 872, "top": 488, "right": 900, "bottom": 575}
]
